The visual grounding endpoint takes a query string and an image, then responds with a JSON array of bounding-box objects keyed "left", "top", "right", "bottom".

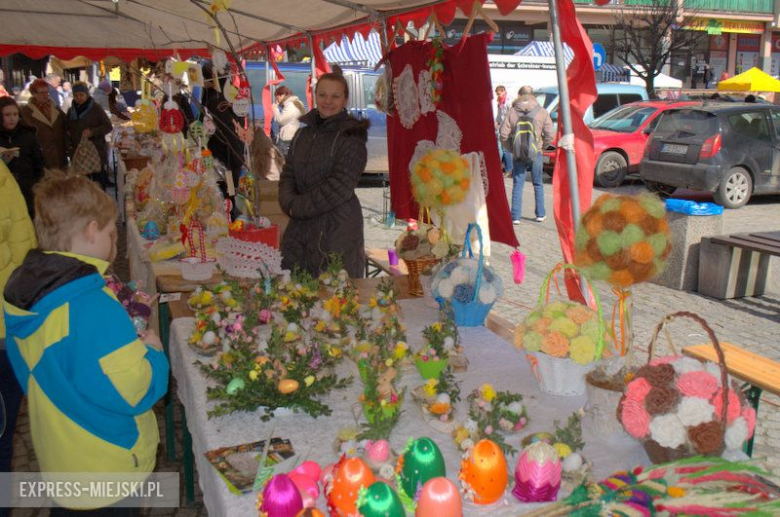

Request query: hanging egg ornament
[
  {"left": 201, "top": 148, "right": 215, "bottom": 169},
  {"left": 211, "top": 48, "right": 228, "bottom": 72},
  {"left": 327, "top": 457, "right": 375, "bottom": 516},
  {"left": 188, "top": 120, "right": 207, "bottom": 145},
  {"left": 356, "top": 481, "right": 405, "bottom": 517},
  {"left": 397, "top": 437, "right": 446, "bottom": 500},
  {"left": 159, "top": 100, "right": 185, "bottom": 134},
  {"left": 257, "top": 473, "right": 304, "bottom": 517},
  {"left": 415, "top": 477, "right": 462, "bottom": 517},
  {"left": 131, "top": 102, "right": 158, "bottom": 133},
  {"left": 232, "top": 96, "right": 251, "bottom": 118},
  {"left": 203, "top": 112, "right": 217, "bottom": 135},
  {"left": 225, "top": 377, "right": 245, "bottom": 395},
  {"left": 512, "top": 442, "right": 562, "bottom": 503},
  {"left": 141, "top": 220, "right": 160, "bottom": 240},
  {"left": 459, "top": 439, "right": 508, "bottom": 505}
]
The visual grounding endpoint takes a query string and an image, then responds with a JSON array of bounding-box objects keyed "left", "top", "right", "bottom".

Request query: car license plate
[
  {"left": 543, "top": 155, "right": 551, "bottom": 164},
  {"left": 661, "top": 143, "right": 688, "bottom": 155}
]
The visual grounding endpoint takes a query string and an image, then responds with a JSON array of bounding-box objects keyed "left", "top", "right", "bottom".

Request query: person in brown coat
[
  {"left": 21, "top": 79, "right": 68, "bottom": 170},
  {"left": 65, "top": 82, "right": 113, "bottom": 188},
  {"left": 278, "top": 70, "right": 369, "bottom": 278}
]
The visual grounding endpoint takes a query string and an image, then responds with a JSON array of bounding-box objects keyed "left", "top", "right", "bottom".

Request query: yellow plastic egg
[{"left": 278, "top": 379, "right": 300, "bottom": 394}]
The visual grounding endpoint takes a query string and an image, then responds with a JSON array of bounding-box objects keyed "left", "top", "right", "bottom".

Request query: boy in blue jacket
[{"left": 3, "top": 173, "right": 169, "bottom": 514}]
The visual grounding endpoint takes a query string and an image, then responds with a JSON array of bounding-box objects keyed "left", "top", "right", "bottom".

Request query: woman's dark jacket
[
  {"left": 0, "top": 123, "right": 44, "bottom": 215},
  {"left": 278, "top": 110, "right": 369, "bottom": 278},
  {"left": 201, "top": 88, "right": 245, "bottom": 175},
  {"left": 65, "top": 97, "right": 113, "bottom": 173}
]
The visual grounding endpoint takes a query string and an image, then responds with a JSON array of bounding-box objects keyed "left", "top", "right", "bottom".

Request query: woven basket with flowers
[{"left": 617, "top": 312, "right": 756, "bottom": 464}]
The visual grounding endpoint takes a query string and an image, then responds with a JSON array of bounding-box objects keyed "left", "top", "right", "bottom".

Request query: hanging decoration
[
  {"left": 410, "top": 149, "right": 470, "bottom": 209},
  {"left": 426, "top": 39, "right": 445, "bottom": 107},
  {"left": 131, "top": 102, "right": 157, "bottom": 133},
  {"left": 232, "top": 81, "right": 252, "bottom": 118},
  {"left": 211, "top": 48, "right": 228, "bottom": 73}
]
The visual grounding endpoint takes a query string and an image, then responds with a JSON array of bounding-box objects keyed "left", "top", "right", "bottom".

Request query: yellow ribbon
[{"left": 611, "top": 286, "right": 632, "bottom": 357}]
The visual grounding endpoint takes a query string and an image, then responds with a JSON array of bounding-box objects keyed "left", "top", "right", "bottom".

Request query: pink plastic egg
[{"left": 415, "top": 477, "right": 462, "bottom": 517}]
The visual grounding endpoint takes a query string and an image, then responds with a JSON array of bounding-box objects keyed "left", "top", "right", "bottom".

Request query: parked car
[
  {"left": 640, "top": 103, "right": 780, "bottom": 208},
  {"left": 543, "top": 100, "right": 699, "bottom": 187},
  {"left": 535, "top": 83, "right": 649, "bottom": 127}
]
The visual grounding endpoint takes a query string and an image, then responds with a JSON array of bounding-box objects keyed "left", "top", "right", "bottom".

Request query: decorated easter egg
[
  {"left": 415, "top": 477, "right": 462, "bottom": 517},
  {"left": 512, "top": 442, "right": 561, "bottom": 503},
  {"left": 296, "top": 509, "right": 325, "bottom": 517},
  {"left": 258, "top": 473, "right": 304, "bottom": 517},
  {"left": 278, "top": 379, "right": 300, "bottom": 394},
  {"left": 202, "top": 331, "right": 217, "bottom": 346},
  {"left": 562, "top": 452, "right": 583, "bottom": 473},
  {"left": 288, "top": 472, "right": 319, "bottom": 508},
  {"left": 398, "top": 437, "right": 446, "bottom": 499},
  {"left": 435, "top": 393, "right": 451, "bottom": 405},
  {"left": 226, "top": 378, "right": 245, "bottom": 395},
  {"left": 142, "top": 221, "right": 160, "bottom": 240},
  {"left": 365, "top": 440, "right": 390, "bottom": 466},
  {"left": 356, "top": 481, "right": 404, "bottom": 517},
  {"left": 328, "top": 457, "right": 375, "bottom": 516},
  {"left": 291, "top": 460, "right": 322, "bottom": 482},
  {"left": 459, "top": 439, "right": 508, "bottom": 505}
]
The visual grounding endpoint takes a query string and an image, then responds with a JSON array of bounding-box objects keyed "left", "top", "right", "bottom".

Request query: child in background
[{"left": 3, "top": 173, "right": 169, "bottom": 515}]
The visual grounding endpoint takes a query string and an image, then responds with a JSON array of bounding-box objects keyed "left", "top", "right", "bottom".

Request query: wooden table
[
  {"left": 683, "top": 341, "right": 780, "bottom": 456},
  {"left": 365, "top": 247, "right": 408, "bottom": 277}
]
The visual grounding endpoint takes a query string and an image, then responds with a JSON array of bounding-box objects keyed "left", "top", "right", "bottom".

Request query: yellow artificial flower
[
  {"left": 304, "top": 375, "right": 315, "bottom": 387},
  {"left": 423, "top": 379, "right": 439, "bottom": 397},
  {"left": 553, "top": 442, "right": 572, "bottom": 459},
  {"left": 431, "top": 322, "right": 442, "bottom": 332},
  {"left": 385, "top": 358, "right": 394, "bottom": 367},
  {"left": 453, "top": 426, "right": 469, "bottom": 445},
  {"left": 393, "top": 342, "right": 408, "bottom": 360},
  {"left": 249, "top": 370, "right": 259, "bottom": 381},
  {"left": 314, "top": 321, "right": 327, "bottom": 332},
  {"left": 667, "top": 487, "right": 686, "bottom": 498},
  {"left": 329, "top": 347, "right": 342, "bottom": 358},
  {"left": 480, "top": 383, "right": 496, "bottom": 402},
  {"left": 380, "top": 399, "right": 388, "bottom": 407},
  {"left": 356, "top": 341, "right": 371, "bottom": 353},
  {"left": 283, "top": 331, "right": 298, "bottom": 342},
  {"left": 369, "top": 298, "right": 378, "bottom": 308}
]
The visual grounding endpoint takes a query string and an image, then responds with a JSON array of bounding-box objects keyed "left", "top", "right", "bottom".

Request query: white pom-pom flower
[
  {"left": 479, "top": 285, "right": 497, "bottom": 304},
  {"left": 725, "top": 416, "right": 749, "bottom": 451},
  {"left": 450, "top": 267, "right": 470, "bottom": 286},
  {"left": 649, "top": 414, "right": 687, "bottom": 449},
  {"left": 677, "top": 397, "right": 715, "bottom": 427},
  {"left": 438, "top": 279, "right": 455, "bottom": 299},
  {"left": 672, "top": 356, "right": 704, "bottom": 375}
]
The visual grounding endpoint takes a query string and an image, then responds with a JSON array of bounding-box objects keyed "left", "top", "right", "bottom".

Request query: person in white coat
[{"left": 272, "top": 85, "right": 305, "bottom": 157}]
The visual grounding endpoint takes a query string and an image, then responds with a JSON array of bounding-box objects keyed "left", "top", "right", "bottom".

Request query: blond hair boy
[{"left": 3, "top": 174, "right": 169, "bottom": 511}]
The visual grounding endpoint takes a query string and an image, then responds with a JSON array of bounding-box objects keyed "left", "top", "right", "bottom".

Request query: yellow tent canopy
[{"left": 718, "top": 67, "right": 780, "bottom": 92}]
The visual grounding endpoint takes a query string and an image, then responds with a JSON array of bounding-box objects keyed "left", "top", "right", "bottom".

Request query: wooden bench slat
[
  {"left": 683, "top": 342, "right": 780, "bottom": 397},
  {"left": 731, "top": 233, "right": 780, "bottom": 251},
  {"left": 709, "top": 235, "right": 780, "bottom": 256},
  {"left": 748, "top": 231, "right": 780, "bottom": 241}
]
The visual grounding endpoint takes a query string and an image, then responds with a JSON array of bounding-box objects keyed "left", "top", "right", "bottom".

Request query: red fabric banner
[
  {"left": 551, "top": 0, "right": 598, "bottom": 302},
  {"left": 386, "top": 33, "right": 518, "bottom": 249},
  {"left": 0, "top": 44, "right": 206, "bottom": 62}
]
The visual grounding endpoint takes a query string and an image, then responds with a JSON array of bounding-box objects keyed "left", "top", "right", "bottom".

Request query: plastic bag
[{"left": 665, "top": 199, "right": 724, "bottom": 216}]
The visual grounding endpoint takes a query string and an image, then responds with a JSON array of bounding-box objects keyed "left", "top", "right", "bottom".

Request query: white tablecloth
[{"left": 168, "top": 299, "right": 649, "bottom": 516}]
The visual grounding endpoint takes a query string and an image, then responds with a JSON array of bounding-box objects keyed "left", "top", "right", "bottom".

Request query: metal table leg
[
  {"left": 741, "top": 383, "right": 762, "bottom": 457},
  {"left": 181, "top": 404, "right": 195, "bottom": 505},
  {"left": 159, "top": 301, "right": 176, "bottom": 462}
]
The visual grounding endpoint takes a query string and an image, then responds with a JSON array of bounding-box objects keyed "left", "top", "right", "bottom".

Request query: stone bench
[{"left": 698, "top": 232, "right": 778, "bottom": 299}]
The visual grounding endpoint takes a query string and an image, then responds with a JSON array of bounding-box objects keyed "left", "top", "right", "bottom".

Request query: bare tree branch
[{"left": 608, "top": 0, "right": 707, "bottom": 97}]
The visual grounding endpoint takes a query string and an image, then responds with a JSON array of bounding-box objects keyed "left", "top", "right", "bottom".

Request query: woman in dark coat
[
  {"left": 278, "top": 71, "right": 369, "bottom": 278},
  {"left": 65, "top": 82, "right": 113, "bottom": 187},
  {"left": 0, "top": 96, "right": 44, "bottom": 216}
]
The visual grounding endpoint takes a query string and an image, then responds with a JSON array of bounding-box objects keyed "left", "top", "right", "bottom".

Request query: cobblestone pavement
[{"left": 9, "top": 177, "right": 780, "bottom": 516}]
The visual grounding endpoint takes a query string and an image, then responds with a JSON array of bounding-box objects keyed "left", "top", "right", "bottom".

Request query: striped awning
[
  {"left": 323, "top": 31, "right": 383, "bottom": 68},
  {"left": 600, "top": 63, "right": 630, "bottom": 83},
  {"left": 514, "top": 41, "right": 574, "bottom": 64}
]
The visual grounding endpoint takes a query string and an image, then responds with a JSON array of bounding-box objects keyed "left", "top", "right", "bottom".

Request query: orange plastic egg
[
  {"left": 327, "top": 457, "right": 375, "bottom": 516},
  {"left": 458, "top": 439, "right": 508, "bottom": 505}
]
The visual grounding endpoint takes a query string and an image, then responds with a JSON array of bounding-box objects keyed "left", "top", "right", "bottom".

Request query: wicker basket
[
  {"left": 403, "top": 256, "right": 440, "bottom": 297},
  {"left": 619, "top": 312, "right": 731, "bottom": 464}
]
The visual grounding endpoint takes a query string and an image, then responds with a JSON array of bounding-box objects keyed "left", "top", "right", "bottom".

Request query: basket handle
[
  {"left": 461, "top": 223, "right": 484, "bottom": 303},
  {"left": 536, "top": 263, "right": 607, "bottom": 361},
  {"left": 186, "top": 220, "right": 206, "bottom": 261},
  {"left": 647, "top": 312, "right": 729, "bottom": 428}
]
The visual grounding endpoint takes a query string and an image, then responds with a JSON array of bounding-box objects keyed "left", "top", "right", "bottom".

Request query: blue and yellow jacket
[{"left": 3, "top": 249, "right": 169, "bottom": 479}]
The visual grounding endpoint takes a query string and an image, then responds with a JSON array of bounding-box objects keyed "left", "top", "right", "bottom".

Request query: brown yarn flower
[
  {"left": 636, "top": 364, "right": 676, "bottom": 388},
  {"left": 602, "top": 211, "right": 627, "bottom": 233},
  {"left": 688, "top": 421, "right": 724, "bottom": 455},
  {"left": 644, "top": 386, "right": 680, "bottom": 415},
  {"left": 401, "top": 234, "right": 420, "bottom": 251}
]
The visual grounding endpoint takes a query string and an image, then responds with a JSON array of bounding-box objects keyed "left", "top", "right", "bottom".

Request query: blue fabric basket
[{"left": 440, "top": 223, "right": 496, "bottom": 327}]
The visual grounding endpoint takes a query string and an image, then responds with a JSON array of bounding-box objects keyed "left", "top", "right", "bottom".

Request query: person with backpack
[{"left": 499, "top": 85, "right": 554, "bottom": 224}]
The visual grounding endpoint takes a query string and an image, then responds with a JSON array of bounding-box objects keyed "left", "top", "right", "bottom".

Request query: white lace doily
[
  {"left": 393, "top": 64, "right": 420, "bottom": 129},
  {"left": 418, "top": 69, "right": 435, "bottom": 115},
  {"left": 215, "top": 237, "right": 283, "bottom": 279},
  {"left": 435, "top": 110, "right": 462, "bottom": 151}
]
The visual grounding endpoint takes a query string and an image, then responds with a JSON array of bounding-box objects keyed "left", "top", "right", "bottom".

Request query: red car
[{"left": 543, "top": 100, "right": 700, "bottom": 188}]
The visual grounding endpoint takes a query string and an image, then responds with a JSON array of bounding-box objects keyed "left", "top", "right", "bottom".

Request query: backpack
[{"left": 512, "top": 106, "right": 541, "bottom": 164}]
